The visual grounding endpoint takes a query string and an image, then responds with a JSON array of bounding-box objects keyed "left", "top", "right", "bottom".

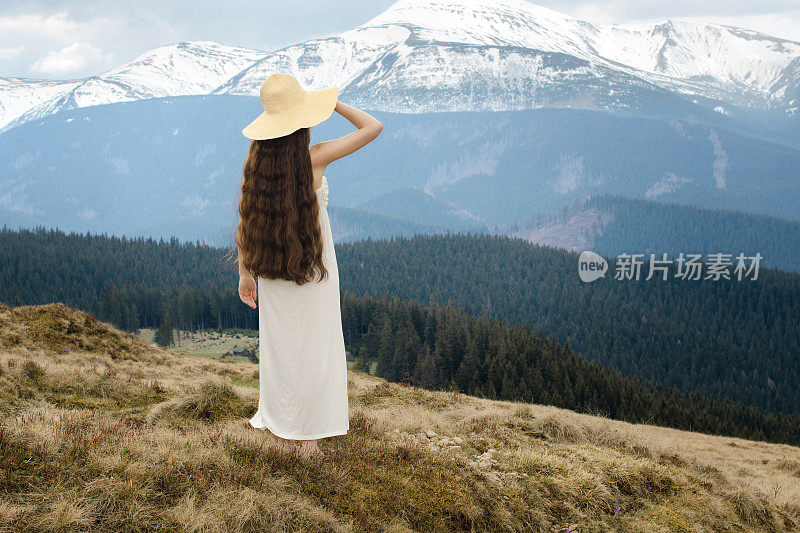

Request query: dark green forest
[
  {"left": 0, "top": 225, "right": 248, "bottom": 324},
  {"left": 342, "top": 291, "right": 800, "bottom": 445},
  {"left": 335, "top": 233, "right": 800, "bottom": 417},
  {"left": 2, "top": 225, "right": 799, "bottom": 437},
  {"left": 589, "top": 196, "right": 800, "bottom": 272}
]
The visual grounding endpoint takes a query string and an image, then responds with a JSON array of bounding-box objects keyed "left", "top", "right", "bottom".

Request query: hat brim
[{"left": 242, "top": 86, "right": 339, "bottom": 140}]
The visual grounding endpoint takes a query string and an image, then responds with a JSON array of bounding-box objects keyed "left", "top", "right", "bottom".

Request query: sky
[{"left": 1, "top": 0, "right": 799, "bottom": 79}]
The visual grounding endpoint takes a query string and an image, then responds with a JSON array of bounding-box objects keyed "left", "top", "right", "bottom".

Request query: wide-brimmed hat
[{"left": 242, "top": 73, "right": 339, "bottom": 140}]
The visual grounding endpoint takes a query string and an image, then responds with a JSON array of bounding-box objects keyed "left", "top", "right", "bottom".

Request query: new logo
[{"left": 578, "top": 250, "right": 608, "bottom": 283}]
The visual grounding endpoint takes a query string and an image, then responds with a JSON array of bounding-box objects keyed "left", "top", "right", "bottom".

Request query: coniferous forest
[
  {"left": 335, "top": 233, "right": 800, "bottom": 417},
  {"left": 341, "top": 291, "right": 800, "bottom": 445},
  {"left": 2, "top": 225, "right": 799, "bottom": 444}
]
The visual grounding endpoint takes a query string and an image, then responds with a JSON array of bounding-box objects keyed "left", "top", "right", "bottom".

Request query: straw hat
[{"left": 242, "top": 73, "right": 339, "bottom": 140}]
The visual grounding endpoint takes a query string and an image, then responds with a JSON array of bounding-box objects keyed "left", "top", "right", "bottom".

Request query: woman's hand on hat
[{"left": 238, "top": 275, "right": 257, "bottom": 309}]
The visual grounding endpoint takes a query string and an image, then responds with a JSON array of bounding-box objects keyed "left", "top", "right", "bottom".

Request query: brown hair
[{"left": 225, "top": 127, "right": 328, "bottom": 285}]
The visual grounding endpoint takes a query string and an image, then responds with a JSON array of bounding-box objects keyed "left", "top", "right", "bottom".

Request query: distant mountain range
[
  {"left": 1, "top": 96, "right": 799, "bottom": 262},
  {"left": 1, "top": 0, "right": 799, "bottom": 144},
  {"left": 1, "top": 0, "right": 798, "bottom": 263}
]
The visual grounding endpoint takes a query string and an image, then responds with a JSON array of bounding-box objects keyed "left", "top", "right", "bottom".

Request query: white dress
[{"left": 249, "top": 175, "right": 350, "bottom": 439}]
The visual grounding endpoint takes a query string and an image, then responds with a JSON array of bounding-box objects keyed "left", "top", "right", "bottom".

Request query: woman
[{"left": 233, "top": 73, "right": 382, "bottom": 460}]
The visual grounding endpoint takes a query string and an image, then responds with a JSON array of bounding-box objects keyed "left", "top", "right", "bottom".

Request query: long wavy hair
[{"left": 225, "top": 127, "right": 328, "bottom": 285}]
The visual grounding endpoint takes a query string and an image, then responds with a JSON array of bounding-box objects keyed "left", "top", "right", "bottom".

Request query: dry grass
[{"left": 1, "top": 302, "right": 800, "bottom": 532}]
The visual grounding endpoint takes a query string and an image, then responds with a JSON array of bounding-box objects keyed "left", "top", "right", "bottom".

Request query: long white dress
[{"left": 249, "top": 175, "right": 350, "bottom": 439}]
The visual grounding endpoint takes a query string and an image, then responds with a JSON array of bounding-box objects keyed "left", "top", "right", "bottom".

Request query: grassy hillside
[{"left": 1, "top": 302, "right": 799, "bottom": 531}]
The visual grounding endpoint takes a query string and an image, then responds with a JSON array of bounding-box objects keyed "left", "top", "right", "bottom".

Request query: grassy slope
[{"left": 1, "top": 302, "right": 799, "bottom": 532}]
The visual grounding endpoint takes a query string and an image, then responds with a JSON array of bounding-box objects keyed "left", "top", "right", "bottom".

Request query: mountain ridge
[{"left": 1, "top": 0, "right": 798, "bottom": 138}]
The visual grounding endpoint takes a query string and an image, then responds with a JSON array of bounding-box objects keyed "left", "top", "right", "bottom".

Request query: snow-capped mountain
[
  {"left": 1, "top": 0, "right": 799, "bottom": 131},
  {"left": 1, "top": 41, "right": 264, "bottom": 130},
  {"left": 0, "top": 78, "right": 79, "bottom": 131}
]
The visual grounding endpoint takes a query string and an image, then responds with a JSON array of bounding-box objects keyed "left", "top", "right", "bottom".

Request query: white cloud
[
  {"left": 29, "top": 42, "right": 113, "bottom": 75},
  {"left": 0, "top": 9, "right": 174, "bottom": 78},
  {"left": 0, "top": 45, "right": 24, "bottom": 60},
  {"left": 0, "top": 11, "right": 85, "bottom": 40}
]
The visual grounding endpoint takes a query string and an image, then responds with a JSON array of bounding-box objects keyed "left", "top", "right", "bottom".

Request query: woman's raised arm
[{"left": 311, "top": 101, "right": 382, "bottom": 167}]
